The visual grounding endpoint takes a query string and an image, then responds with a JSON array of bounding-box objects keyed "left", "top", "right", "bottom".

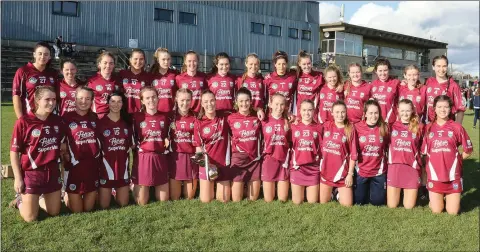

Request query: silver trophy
[{"left": 191, "top": 151, "right": 218, "bottom": 181}]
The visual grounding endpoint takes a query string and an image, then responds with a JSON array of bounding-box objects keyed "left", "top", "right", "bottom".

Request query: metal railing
[{"left": 116, "top": 47, "right": 129, "bottom": 69}]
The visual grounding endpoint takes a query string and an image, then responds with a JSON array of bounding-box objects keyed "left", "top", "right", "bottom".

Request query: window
[
  {"left": 52, "top": 1, "right": 78, "bottom": 16},
  {"left": 363, "top": 44, "right": 379, "bottom": 56},
  {"left": 334, "top": 32, "right": 363, "bottom": 56},
  {"left": 179, "top": 12, "right": 196, "bottom": 25},
  {"left": 172, "top": 56, "right": 183, "bottom": 69},
  {"left": 380, "top": 46, "right": 403, "bottom": 59},
  {"left": 302, "top": 30, "right": 311, "bottom": 40},
  {"left": 260, "top": 61, "right": 271, "bottom": 71},
  {"left": 154, "top": 8, "right": 173, "bottom": 22},
  {"left": 288, "top": 28, "right": 298, "bottom": 39},
  {"left": 269, "top": 25, "right": 281, "bottom": 37},
  {"left": 405, "top": 50, "right": 417, "bottom": 61},
  {"left": 251, "top": 22, "right": 264, "bottom": 34}
]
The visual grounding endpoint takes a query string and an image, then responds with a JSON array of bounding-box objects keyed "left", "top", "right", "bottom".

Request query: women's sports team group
[{"left": 9, "top": 41, "right": 473, "bottom": 222}]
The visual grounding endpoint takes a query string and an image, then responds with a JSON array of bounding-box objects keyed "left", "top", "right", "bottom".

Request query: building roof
[{"left": 320, "top": 22, "right": 448, "bottom": 49}]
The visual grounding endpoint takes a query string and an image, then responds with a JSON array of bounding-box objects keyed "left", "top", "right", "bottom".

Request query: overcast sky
[{"left": 319, "top": 1, "right": 479, "bottom": 77}]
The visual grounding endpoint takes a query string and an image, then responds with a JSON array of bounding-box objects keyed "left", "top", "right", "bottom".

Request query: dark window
[
  {"left": 52, "top": 1, "right": 79, "bottom": 17},
  {"left": 302, "top": 30, "right": 312, "bottom": 40},
  {"left": 154, "top": 8, "right": 173, "bottom": 22},
  {"left": 288, "top": 28, "right": 298, "bottom": 39},
  {"left": 270, "top": 25, "right": 281, "bottom": 37},
  {"left": 251, "top": 22, "right": 264, "bottom": 34},
  {"left": 172, "top": 56, "right": 184, "bottom": 68},
  {"left": 260, "top": 62, "right": 271, "bottom": 71},
  {"left": 179, "top": 12, "right": 196, "bottom": 25}
]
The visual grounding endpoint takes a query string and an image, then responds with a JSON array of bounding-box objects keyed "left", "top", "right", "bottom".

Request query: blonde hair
[
  {"left": 331, "top": 101, "right": 353, "bottom": 143},
  {"left": 181, "top": 50, "right": 199, "bottom": 73},
  {"left": 241, "top": 53, "right": 261, "bottom": 84},
  {"left": 403, "top": 64, "right": 422, "bottom": 89},
  {"left": 33, "top": 86, "right": 56, "bottom": 113},
  {"left": 398, "top": 99, "right": 420, "bottom": 134},
  {"left": 324, "top": 65, "right": 343, "bottom": 88},
  {"left": 150, "top": 47, "right": 170, "bottom": 74},
  {"left": 96, "top": 51, "right": 116, "bottom": 70},
  {"left": 345, "top": 63, "right": 363, "bottom": 96}
]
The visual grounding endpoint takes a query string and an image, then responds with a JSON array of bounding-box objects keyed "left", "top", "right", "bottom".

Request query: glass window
[
  {"left": 288, "top": 28, "right": 298, "bottom": 39},
  {"left": 302, "top": 30, "right": 311, "bottom": 40},
  {"left": 336, "top": 31, "right": 345, "bottom": 39},
  {"left": 380, "top": 46, "right": 403, "bottom": 59},
  {"left": 336, "top": 39, "right": 345, "bottom": 54},
  {"left": 155, "top": 8, "right": 173, "bottom": 22},
  {"left": 179, "top": 12, "right": 196, "bottom": 25},
  {"left": 364, "top": 44, "right": 379, "bottom": 56},
  {"left": 345, "top": 41, "right": 354, "bottom": 55},
  {"left": 251, "top": 22, "right": 264, "bottom": 34},
  {"left": 260, "top": 62, "right": 271, "bottom": 71},
  {"left": 270, "top": 25, "right": 281, "bottom": 37},
  {"left": 354, "top": 43, "right": 363, "bottom": 57},
  {"left": 405, "top": 50, "right": 417, "bottom": 61},
  {"left": 328, "top": 40, "right": 335, "bottom": 53},
  {"left": 172, "top": 56, "right": 183, "bottom": 68},
  {"left": 52, "top": 1, "right": 79, "bottom": 16}
]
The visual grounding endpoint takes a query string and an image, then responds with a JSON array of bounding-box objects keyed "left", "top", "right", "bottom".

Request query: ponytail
[
  {"left": 242, "top": 53, "right": 261, "bottom": 85},
  {"left": 296, "top": 50, "right": 310, "bottom": 78},
  {"left": 399, "top": 99, "right": 420, "bottom": 134}
]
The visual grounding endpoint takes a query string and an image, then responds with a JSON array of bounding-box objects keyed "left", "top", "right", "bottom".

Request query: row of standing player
[{"left": 9, "top": 42, "right": 470, "bottom": 221}]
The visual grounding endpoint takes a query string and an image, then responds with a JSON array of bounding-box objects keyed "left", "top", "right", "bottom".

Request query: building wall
[{"left": 1, "top": 1, "right": 319, "bottom": 62}]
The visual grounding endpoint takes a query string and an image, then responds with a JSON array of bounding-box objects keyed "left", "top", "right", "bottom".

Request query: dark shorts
[
  {"left": 230, "top": 152, "right": 261, "bottom": 182},
  {"left": 261, "top": 155, "right": 289, "bottom": 182},
  {"left": 427, "top": 179, "right": 463, "bottom": 194},
  {"left": 169, "top": 152, "right": 199, "bottom": 181},
  {"left": 65, "top": 158, "right": 100, "bottom": 195},
  {"left": 387, "top": 164, "right": 421, "bottom": 189},
  {"left": 22, "top": 161, "right": 62, "bottom": 195},
  {"left": 131, "top": 152, "right": 169, "bottom": 186},
  {"left": 290, "top": 164, "right": 320, "bottom": 187}
]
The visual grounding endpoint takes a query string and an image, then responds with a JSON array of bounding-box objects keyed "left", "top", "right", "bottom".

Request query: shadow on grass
[{"left": 461, "top": 158, "right": 480, "bottom": 213}]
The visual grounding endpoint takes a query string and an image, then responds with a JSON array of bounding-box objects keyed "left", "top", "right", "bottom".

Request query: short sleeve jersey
[
  {"left": 118, "top": 70, "right": 152, "bottom": 114},
  {"left": 152, "top": 69, "right": 178, "bottom": 113},
  {"left": 207, "top": 73, "right": 236, "bottom": 111},
  {"left": 63, "top": 111, "right": 100, "bottom": 165},
  {"left": 296, "top": 71, "right": 324, "bottom": 116},
  {"left": 388, "top": 121, "right": 424, "bottom": 170},
  {"left": 227, "top": 112, "right": 262, "bottom": 160},
  {"left": 398, "top": 85, "right": 427, "bottom": 120},
  {"left": 354, "top": 121, "right": 388, "bottom": 177},
  {"left": 344, "top": 80, "right": 372, "bottom": 123},
  {"left": 425, "top": 77, "right": 466, "bottom": 123},
  {"left": 168, "top": 112, "right": 196, "bottom": 154},
  {"left": 236, "top": 75, "right": 266, "bottom": 110},
  {"left": 318, "top": 85, "right": 344, "bottom": 124},
  {"left": 264, "top": 71, "right": 298, "bottom": 112},
  {"left": 290, "top": 121, "right": 323, "bottom": 168},
  {"left": 192, "top": 115, "right": 230, "bottom": 167},
  {"left": 261, "top": 115, "right": 291, "bottom": 164},
  {"left": 175, "top": 72, "right": 207, "bottom": 113},
  {"left": 132, "top": 112, "right": 170, "bottom": 154},
  {"left": 370, "top": 78, "right": 400, "bottom": 124},
  {"left": 58, "top": 80, "right": 81, "bottom": 116},
  {"left": 87, "top": 73, "right": 121, "bottom": 116},
  {"left": 10, "top": 113, "right": 65, "bottom": 171}
]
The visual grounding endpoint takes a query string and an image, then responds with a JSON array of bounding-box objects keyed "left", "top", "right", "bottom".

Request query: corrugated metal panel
[{"left": 1, "top": 1, "right": 319, "bottom": 61}]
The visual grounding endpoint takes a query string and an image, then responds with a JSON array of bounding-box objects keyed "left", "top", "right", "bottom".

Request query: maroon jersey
[
  {"left": 317, "top": 85, "right": 344, "bottom": 124},
  {"left": 119, "top": 70, "right": 152, "bottom": 114},
  {"left": 87, "top": 73, "right": 121, "bottom": 116},
  {"left": 290, "top": 121, "right": 323, "bottom": 168},
  {"left": 388, "top": 121, "right": 424, "bottom": 170},
  {"left": 354, "top": 121, "right": 388, "bottom": 177},
  {"left": 10, "top": 113, "right": 65, "bottom": 171},
  {"left": 169, "top": 112, "right": 196, "bottom": 154},
  {"left": 320, "top": 121, "right": 358, "bottom": 182},
  {"left": 207, "top": 73, "right": 236, "bottom": 111},
  {"left": 371, "top": 78, "right": 400, "bottom": 124},
  {"left": 152, "top": 69, "right": 178, "bottom": 113},
  {"left": 175, "top": 72, "right": 207, "bottom": 113},
  {"left": 63, "top": 111, "right": 100, "bottom": 163},
  {"left": 344, "top": 80, "right": 372, "bottom": 123},
  {"left": 97, "top": 116, "right": 132, "bottom": 181},
  {"left": 424, "top": 77, "right": 466, "bottom": 123},
  {"left": 132, "top": 112, "right": 170, "bottom": 154},
  {"left": 262, "top": 115, "right": 291, "bottom": 164},
  {"left": 12, "top": 62, "right": 58, "bottom": 115},
  {"left": 264, "top": 71, "right": 298, "bottom": 112},
  {"left": 236, "top": 75, "right": 266, "bottom": 110},
  {"left": 398, "top": 85, "right": 427, "bottom": 120},
  {"left": 296, "top": 71, "right": 324, "bottom": 116},
  {"left": 58, "top": 80, "right": 81, "bottom": 116},
  {"left": 422, "top": 120, "right": 473, "bottom": 182},
  {"left": 193, "top": 115, "right": 230, "bottom": 167},
  {"left": 227, "top": 112, "right": 262, "bottom": 160}
]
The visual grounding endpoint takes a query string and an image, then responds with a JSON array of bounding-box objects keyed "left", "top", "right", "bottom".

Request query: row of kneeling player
[{"left": 9, "top": 83, "right": 473, "bottom": 222}]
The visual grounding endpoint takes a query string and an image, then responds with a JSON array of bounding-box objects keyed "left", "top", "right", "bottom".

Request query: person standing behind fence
[
  {"left": 150, "top": 48, "right": 178, "bottom": 117},
  {"left": 58, "top": 59, "right": 82, "bottom": 116},
  {"left": 12, "top": 42, "right": 58, "bottom": 119},
  {"left": 473, "top": 88, "right": 480, "bottom": 129},
  {"left": 207, "top": 52, "right": 236, "bottom": 114},
  {"left": 175, "top": 51, "right": 207, "bottom": 114},
  {"left": 87, "top": 51, "right": 122, "bottom": 119},
  {"left": 119, "top": 49, "right": 152, "bottom": 114},
  {"left": 53, "top": 36, "right": 62, "bottom": 59},
  {"left": 236, "top": 53, "right": 266, "bottom": 121}
]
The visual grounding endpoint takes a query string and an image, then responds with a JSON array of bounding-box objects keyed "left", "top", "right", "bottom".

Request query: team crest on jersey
[
  {"left": 372, "top": 87, "right": 377, "bottom": 92},
  {"left": 243, "top": 83, "right": 248, "bottom": 88},
  {"left": 31, "top": 129, "right": 41, "bottom": 137},
  {"left": 199, "top": 82, "right": 204, "bottom": 87},
  {"left": 272, "top": 84, "right": 278, "bottom": 90},
  {"left": 54, "top": 126, "right": 59, "bottom": 133},
  {"left": 170, "top": 80, "right": 174, "bottom": 86},
  {"left": 313, "top": 132, "right": 318, "bottom": 138},
  {"left": 427, "top": 87, "right": 432, "bottom": 93},
  {"left": 91, "top": 121, "right": 96, "bottom": 128},
  {"left": 467, "top": 140, "right": 472, "bottom": 147},
  {"left": 69, "top": 184, "right": 76, "bottom": 191},
  {"left": 360, "top": 92, "right": 365, "bottom": 98},
  {"left": 266, "top": 126, "right": 272, "bottom": 133},
  {"left": 379, "top": 137, "right": 383, "bottom": 143},
  {"left": 190, "top": 123, "right": 194, "bottom": 129},
  {"left": 324, "top": 131, "right": 330, "bottom": 137},
  {"left": 160, "top": 121, "right": 165, "bottom": 128},
  {"left": 412, "top": 133, "right": 416, "bottom": 139},
  {"left": 234, "top": 122, "right": 241, "bottom": 129},
  {"left": 342, "top": 136, "right": 347, "bottom": 143},
  {"left": 141, "top": 81, "right": 145, "bottom": 87},
  {"left": 103, "top": 130, "right": 111, "bottom": 137},
  {"left": 320, "top": 93, "right": 325, "bottom": 99},
  {"left": 230, "top": 82, "right": 234, "bottom": 88},
  {"left": 96, "top": 85, "right": 103, "bottom": 91},
  {"left": 182, "top": 83, "right": 188, "bottom": 88},
  {"left": 288, "top": 83, "right": 292, "bottom": 89},
  {"left": 60, "top": 91, "right": 67, "bottom": 98},
  {"left": 170, "top": 122, "right": 176, "bottom": 130},
  {"left": 123, "top": 78, "right": 128, "bottom": 84},
  {"left": 416, "top": 96, "right": 421, "bottom": 102},
  {"left": 140, "top": 122, "right": 147, "bottom": 128},
  {"left": 294, "top": 131, "right": 300, "bottom": 137},
  {"left": 359, "top": 136, "right": 366, "bottom": 143},
  {"left": 448, "top": 131, "right": 453, "bottom": 138},
  {"left": 387, "top": 87, "right": 392, "bottom": 92},
  {"left": 153, "top": 80, "right": 159, "bottom": 86},
  {"left": 428, "top": 182, "right": 433, "bottom": 188},
  {"left": 392, "top": 130, "right": 398, "bottom": 137},
  {"left": 203, "top": 127, "right": 211, "bottom": 134},
  {"left": 124, "top": 128, "right": 128, "bottom": 135},
  {"left": 453, "top": 183, "right": 459, "bottom": 190},
  {"left": 69, "top": 122, "right": 78, "bottom": 130},
  {"left": 28, "top": 77, "right": 37, "bottom": 84},
  {"left": 49, "top": 77, "right": 55, "bottom": 83},
  {"left": 429, "top": 132, "right": 434, "bottom": 138},
  {"left": 100, "top": 179, "right": 106, "bottom": 185},
  {"left": 212, "top": 82, "right": 218, "bottom": 88}
]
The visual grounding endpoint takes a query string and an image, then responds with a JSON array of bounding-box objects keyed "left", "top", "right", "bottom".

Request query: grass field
[{"left": 1, "top": 104, "right": 479, "bottom": 251}]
